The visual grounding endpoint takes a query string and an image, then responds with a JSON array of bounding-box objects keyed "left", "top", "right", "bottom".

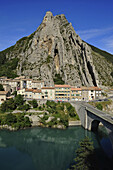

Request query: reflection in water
[
  {"left": 97, "top": 126, "right": 113, "bottom": 158},
  {"left": 0, "top": 126, "right": 112, "bottom": 170}
]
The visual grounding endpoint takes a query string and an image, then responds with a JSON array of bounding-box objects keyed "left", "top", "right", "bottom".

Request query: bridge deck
[
  {"left": 81, "top": 102, "right": 113, "bottom": 125},
  {"left": 71, "top": 101, "right": 113, "bottom": 125}
]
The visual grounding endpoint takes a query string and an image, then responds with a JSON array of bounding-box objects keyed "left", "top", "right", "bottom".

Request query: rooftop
[
  {"left": 71, "top": 88, "right": 82, "bottom": 91},
  {"left": 0, "top": 91, "right": 8, "bottom": 95},
  {"left": 33, "top": 89, "right": 42, "bottom": 93},
  {"left": 42, "top": 87, "right": 55, "bottom": 89},
  {"left": 81, "top": 86, "right": 101, "bottom": 91},
  {"left": 55, "top": 85, "right": 71, "bottom": 88},
  {"left": 25, "top": 89, "right": 33, "bottom": 92}
]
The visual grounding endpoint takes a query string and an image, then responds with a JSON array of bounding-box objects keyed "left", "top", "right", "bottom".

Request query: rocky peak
[
  {"left": 0, "top": 12, "right": 102, "bottom": 87},
  {"left": 43, "top": 11, "right": 53, "bottom": 23}
]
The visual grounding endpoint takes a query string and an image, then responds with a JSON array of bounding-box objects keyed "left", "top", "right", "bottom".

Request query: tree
[
  {"left": 1, "top": 101, "right": 8, "bottom": 112},
  {"left": 96, "top": 103, "right": 103, "bottom": 110},
  {"left": 7, "top": 98, "right": 16, "bottom": 110},
  {"left": 12, "top": 90, "right": 17, "bottom": 97},
  {"left": 32, "top": 99, "right": 38, "bottom": 108},
  {"left": 5, "top": 113, "right": 17, "bottom": 126},
  {"left": 14, "top": 94, "right": 24, "bottom": 106},
  {"left": 0, "top": 84, "right": 4, "bottom": 91},
  {"left": 18, "top": 104, "right": 30, "bottom": 111},
  {"left": 24, "top": 117, "right": 31, "bottom": 127},
  {"left": 71, "top": 137, "right": 95, "bottom": 170}
]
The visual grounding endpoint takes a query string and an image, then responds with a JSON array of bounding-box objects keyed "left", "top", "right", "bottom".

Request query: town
[{"left": 0, "top": 76, "right": 102, "bottom": 104}]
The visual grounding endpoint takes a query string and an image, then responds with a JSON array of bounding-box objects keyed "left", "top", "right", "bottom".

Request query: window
[
  {"left": 76, "top": 94, "right": 80, "bottom": 96},
  {"left": 45, "top": 92, "right": 48, "bottom": 94}
]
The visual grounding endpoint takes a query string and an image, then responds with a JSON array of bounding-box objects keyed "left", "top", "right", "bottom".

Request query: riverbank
[
  {"left": 0, "top": 116, "right": 82, "bottom": 131},
  {"left": 0, "top": 100, "right": 80, "bottom": 130}
]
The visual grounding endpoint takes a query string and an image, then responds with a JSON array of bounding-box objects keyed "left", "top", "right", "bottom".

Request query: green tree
[
  {"left": 5, "top": 113, "right": 17, "bottom": 126},
  {"left": 18, "top": 104, "right": 30, "bottom": 111},
  {"left": 12, "top": 90, "right": 17, "bottom": 97},
  {"left": 32, "top": 99, "right": 38, "bottom": 108},
  {"left": 24, "top": 116, "right": 31, "bottom": 127},
  {"left": 96, "top": 103, "right": 103, "bottom": 110},
  {"left": 71, "top": 137, "right": 95, "bottom": 170},
  {"left": 14, "top": 94, "right": 24, "bottom": 107},
  {"left": 7, "top": 98, "right": 16, "bottom": 110},
  {"left": 0, "top": 84, "right": 4, "bottom": 91},
  {"left": 1, "top": 101, "right": 8, "bottom": 112}
]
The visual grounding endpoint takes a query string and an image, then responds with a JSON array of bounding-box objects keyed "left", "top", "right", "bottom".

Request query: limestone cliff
[{"left": 0, "top": 11, "right": 113, "bottom": 87}]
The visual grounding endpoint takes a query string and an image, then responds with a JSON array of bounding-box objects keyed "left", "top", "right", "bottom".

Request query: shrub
[
  {"left": 4, "top": 113, "right": 17, "bottom": 126},
  {"left": 0, "top": 84, "right": 4, "bottom": 91},
  {"left": 53, "top": 74, "right": 65, "bottom": 85},
  {"left": 14, "top": 94, "right": 24, "bottom": 106},
  {"left": 96, "top": 103, "right": 103, "bottom": 110},
  {"left": 32, "top": 99, "right": 38, "bottom": 108},
  {"left": 18, "top": 104, "right": 30, "bottom": 111}
]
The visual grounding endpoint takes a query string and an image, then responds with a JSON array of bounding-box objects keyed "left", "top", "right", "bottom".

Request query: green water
[{"left": 0, "top": 126, "right": 112, "bottom": 170}]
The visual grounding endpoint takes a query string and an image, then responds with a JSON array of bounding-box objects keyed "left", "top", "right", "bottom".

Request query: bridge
[{"left": 70, "top": 101, "right": 113, "bottom": 148}]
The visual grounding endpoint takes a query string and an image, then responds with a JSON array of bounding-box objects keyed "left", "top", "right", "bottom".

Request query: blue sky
[{"left": 0, "top": 0, "right": 113, "bottom": 54}]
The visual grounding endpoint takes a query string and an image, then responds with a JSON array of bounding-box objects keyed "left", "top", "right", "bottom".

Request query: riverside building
[{"left": 55, "top": 85, "right": 71, "bottom": 101}]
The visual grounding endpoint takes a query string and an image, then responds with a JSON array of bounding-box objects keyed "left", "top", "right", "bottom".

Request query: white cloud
[
  {"left": 76, "top": 27, "right": 113, "bottom": 40},
  {"left": 100, "top": 35, "right": 113, "bottom": 54}
]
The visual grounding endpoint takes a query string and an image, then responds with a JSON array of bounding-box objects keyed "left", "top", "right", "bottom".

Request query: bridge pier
[{"left": 70, "top": 102, "right": 113, "bottom": 149}]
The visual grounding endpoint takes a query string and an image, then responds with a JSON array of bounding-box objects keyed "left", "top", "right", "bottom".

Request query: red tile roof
[
  {"left": 0, "top": 91, "right": 8, "bottom": 95},
  {"left": 81, "top": 87, "right": 101, "bottom": 91},
  {"left": 71, "top": 88, "right": 82, "bottom": 91},
  {"left": 25, "top": 89, "right": 33, "bottom": 92},
  {"left": 55, "top": 85, "right": 71, "bottom": 88},
  {"left": 33, "top": 89, "right": 42, "bottom": 93},
  {"left": 42, "top": 87, "right": 54, "bottom": 89}
]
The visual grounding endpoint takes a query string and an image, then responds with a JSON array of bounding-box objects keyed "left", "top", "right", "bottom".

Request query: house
[
  {"left": 32, "top": 80, "right": 44, "bottom": 89},
  {"left": 2, "top": 84, "right": 11, "bottom": 93},
  {"left": 55, "top": 85, "right": 71, "bottom": 101},
  {"left": 0, "top": 78, "right": 20, "bottom": 93},
  {"left": 24, "top": 89, "right": 33, "bottom": 99},
  {"left": 0, "top": 91, "right": 9, "bottom": 105},
  {"left": 33, "top": 89, "right": 42, "bottom": 99},
  {"left": 71, "top": 88, "right": 82, "bottom": 101},
  {"left": 20, "top": 79, "right": 44, "bottom": 90},
  {"left": 81, "top": 87, "right": 101, "bottom": 101},
  {"left": 17, "top": 89, "right": 25, "bottom": 96},
  {"left": 41, "top": 87, "right": 55, "bottom": 100}
]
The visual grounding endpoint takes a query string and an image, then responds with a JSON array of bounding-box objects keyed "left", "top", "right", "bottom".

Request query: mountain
[{"left": 0, "top": 11, "right": 113, "bottom": 87}]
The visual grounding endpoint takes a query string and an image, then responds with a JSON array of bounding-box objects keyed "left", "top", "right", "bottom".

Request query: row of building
[
  {"left": 17, "top": 85, "right": 101, "bottom": 101},
  {"left": 0, "top": 76, "right": 102, "bottom": 104}
]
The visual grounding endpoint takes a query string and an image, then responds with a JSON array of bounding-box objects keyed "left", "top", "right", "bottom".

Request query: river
[{"left": 0, "top": 126, "right": 112, "bottom": 170}]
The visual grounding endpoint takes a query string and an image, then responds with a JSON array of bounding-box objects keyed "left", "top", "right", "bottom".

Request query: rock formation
[{"left": 1, "top": 11, "right": 113, "bottom": 87}]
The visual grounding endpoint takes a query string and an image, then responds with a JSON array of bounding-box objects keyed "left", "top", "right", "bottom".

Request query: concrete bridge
[{"left": 70, "top": 101, "right": 113, "bottom": 148}]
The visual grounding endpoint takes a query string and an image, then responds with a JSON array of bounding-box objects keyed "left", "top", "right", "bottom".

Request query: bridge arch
[{"left": 91, "top": 120, "right": 100, "bottom": 132}]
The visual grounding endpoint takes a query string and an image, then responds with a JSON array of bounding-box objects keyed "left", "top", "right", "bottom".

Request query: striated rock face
[{"left": 2, "top": 11, "right": 100, "bottom": 86}]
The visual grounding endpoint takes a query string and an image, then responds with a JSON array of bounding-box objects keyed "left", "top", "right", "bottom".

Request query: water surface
[{"left": 0, "top": 126, "right": 112, "bottom": 170}]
